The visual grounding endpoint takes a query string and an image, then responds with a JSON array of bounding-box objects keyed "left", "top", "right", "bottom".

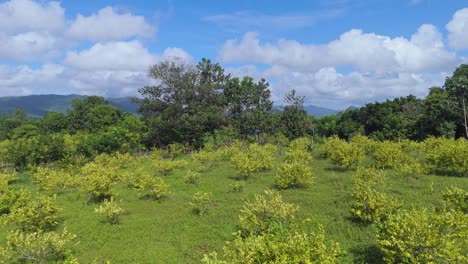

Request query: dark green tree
[
  {"left": 280, "top": 89, "right": 311, "bottom": 140},
  {"left": 444, "top": 64, "right": 468, "bottom": 138},
  {"left": 134, "top": 58, "right": 229, "bottom": 147},
  {"left": 224, "top": 77, "right": 274, "bottom": 134}
]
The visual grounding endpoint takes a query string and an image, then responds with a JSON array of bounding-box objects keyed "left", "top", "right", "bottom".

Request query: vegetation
[{"left": 0, "top": 59, "right": 467, "bottom": 263}]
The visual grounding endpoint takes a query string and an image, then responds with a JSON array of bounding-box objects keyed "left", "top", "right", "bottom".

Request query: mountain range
[{"left": 0, "top": 94, "right": 339, "bottom": 118}]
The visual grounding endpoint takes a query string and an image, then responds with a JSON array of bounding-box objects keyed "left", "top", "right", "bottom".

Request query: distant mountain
[
  {"left": 0, "top": 94, "right": 138, "bottom": 117},
  {"left": 274, "top": 105, "right": 339, "bottom": 117},
  {"left": 0, "top": 94, "right": 340, "bottom": 118}
]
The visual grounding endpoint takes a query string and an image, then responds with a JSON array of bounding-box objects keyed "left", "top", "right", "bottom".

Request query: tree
[
  {"left": 444, "top": 64, "right": 468, "bottom": 138},
  {"left": 280, "top": 89, "right": 310, "bottom": 140},
  {"left": 134, "top": 58, "right": 229, "bottom": 147},
  {"left": 40, "top": 112, "right": 68, "bottom": 134},
  {"left": 224, "top": 77, "right": 274, "bottom": 134}
]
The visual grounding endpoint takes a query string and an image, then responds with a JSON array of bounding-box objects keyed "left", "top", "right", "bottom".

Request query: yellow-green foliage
[
  {"left": 32, "top": 167, "right": 75, "bottom": 193},
  {"left": 239, "top": 190, "right": 299, "bottom": 237},
  {"left": 95, "top": 197, "right": 124, "bottom": 224},
  {"left": 275, "top": 161, "right": 314, "bottom": 189},
  {"left": 3, "top": 192, "right": 60, "bottom": 232},
  {"left": 0, "top": 228, "right": 76, "bottom": 263},
  {"left": 79, "top": 166, "right": 116, "bottom": 204},
  {"left": 192, "top": 149, "right": 218, "bottom": 171},
  {"left": 321, "top": 136, "right": 364, "bottom": 169},
  {"left": 230, "top": 143, "right": 277, "bottom": 179},
  {"left": 202, "top": 226, "right": 341, "bottom": 264},
  {"left": 397, "top": 156, "right": 426, "bottom": 178},
  {"left": 0, "top": 172, "right": 18, "bottom": 186},
  {"left": 422, "top": 137, "right": 468, "bottom": 176},
  {"left": 283, "top": 148, "right": 313, "bottom": 164},
  {"left": 350, "top": 168, "right": 400, "bottom": 223},
  {"left": 151, "top": 159, "right": 187, "bottom": 176},
  {"left": 443, "top": 186, "right": 468, "bottom": 213},
  {"left": 350, "top": 135, "right": 377, "bottom": 155},
  {"left": 288, "top": 137, "right": 312, "bottom": 152},
  {"left": 93, "top": 152, "right": 137, "bottom": 171},
  {"left": 377, "top": 208, "right": 468, "bottom": 263},
  {"left": 190, "top": 192, "right": 213, "bottom": 216},
  {"left": 184, "top": 170, "right": 201, "bottom": 184},
  {"left": 372, "top": 140, "right": 404, "bottom": 169},
  {"left": 131, "top": 174, "right": 169, "bottom": 200}
]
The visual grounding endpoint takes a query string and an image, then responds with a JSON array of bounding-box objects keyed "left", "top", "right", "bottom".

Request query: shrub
[
  {"left": 275, "top": 162, "right": 314, "bottom": 189},
  {"left": 3, "top": 192, "right": 61, "bottom": 232},
  {"left": 152, "top": 159, "right": 187, "bottom": 176},
  {"left": 190, "top": 192, "right": 213, "bottom": 216},
  {"left": 321, "top": 136, "right": 364, "bottom": 169},
  {"left": 202, "top": 226, "right": 340, "bottom": 264},
  {"left": 239, "top": 190, "right": 299, "bottom": 237},
  {"left": 350, "top": 168, "right": 400, "bottom": 223},
  {"left": 32, "top": 167, "right": 75, "bottom": 193},
  {"left": 422, "top": 137, "right": 468, "bottom": 176},
  {"left": 184, "top": 170, "right": 201, "bottom": 184},
  {"left": 95, "top": 197, "right": 124, "bottom": 224},
  {"left": 79, "top": 162, "right": 116, "bottom": 204},
  {"left": 443, "top": 186, "right": 468, "bottom": 213},
  {"left": 377, "top": 208, "right": 467, "bottom": 263},
  {"left": 0, "top": 228, "right": 76, "bottom": 263},
  {"left": 132, "top": 175, "right": 169, "bottom": 200},
  {"left": 372, "top": 141, "right": 404, "bottom": 169}
]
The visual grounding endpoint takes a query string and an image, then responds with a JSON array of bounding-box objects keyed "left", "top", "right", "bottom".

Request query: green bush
[
  {"left": 275, "top": 161, "right": 314, "bottom": 189},
  {"left": 350, "top": 168, "right": 400, "bottom": 223},
  {"left": 184, "top": 170, "right": 201, "bottom": 184},
  {"left": 238, "top": 190, "right": 298, "bottom": 237},
  {"left": 190, "top": 192, "right": 213, "bottom": 216},
  {"left": 202, "top": 226, "right": 340, "bottom": 264},
  {"left": 0, "top": 228, "right": 77, "bottom": 263},
  {"left": 422, "top": 137, "right": 468, "bottom": 176},
  {"left": 3, "top": 192, "right": 61, "bottom": 232},
  {"left": 95, "top": 197, "right": 124, "bottom": 224},
  {"left": 377, "top": 208, "right": 467, "bottom": 263},
  {"left": 131, "top": 174, "right": 169, "bottom": 200},
  {"left": 443, "top": 186, "right": 468, "bottom": 213},
  {"left": 321, "top": 136, "right": 364, "bottom": 169},
  {"left": 372, "top": 141, "right": 404, "bottom": 169}
]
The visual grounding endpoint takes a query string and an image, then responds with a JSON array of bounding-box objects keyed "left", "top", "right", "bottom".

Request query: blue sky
[{"left": 1, "top": 0, "right": 467, "bottom": 109}]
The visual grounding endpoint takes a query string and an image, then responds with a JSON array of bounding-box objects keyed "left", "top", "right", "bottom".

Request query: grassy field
[{"left": 1, "top": 149, "right": 467, "bottom": 263}]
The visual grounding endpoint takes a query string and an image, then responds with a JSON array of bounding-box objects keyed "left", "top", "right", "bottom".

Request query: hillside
[
  {"left": 0, "top": 95, "right": 339, "bottom": 117},
  {"left": 0, "top": 94, "right": 138, "bottom": 117}
]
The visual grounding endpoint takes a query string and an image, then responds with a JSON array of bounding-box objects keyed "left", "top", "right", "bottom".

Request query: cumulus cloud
[
  {"left": 0, "top": 0, "right": 65, "bottom": 33},
  {"left": 220, "top": 23, "right": 460, "bottom": 108},
  {"left": 67, "top": 6, "right": 155, "bottom": 41},
  {"left": 65, "top": 41, "right": 157, "bottom": 71},
  {"left": 220, "top": 25, "right": 458, "bottom": 73},
  {"left": 0, "top": 64, "right": 65, "bottom": 96},
  {"left": 0, "top": 31, "right": 59, "bottom": 61},
  {"left": 446, "top": 8, "right": 468, "bottom": 49}
]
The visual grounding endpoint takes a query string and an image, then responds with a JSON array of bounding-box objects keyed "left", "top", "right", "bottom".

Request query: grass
[{"left": 1, "top": 152, "right": 467, "bottom": 263}]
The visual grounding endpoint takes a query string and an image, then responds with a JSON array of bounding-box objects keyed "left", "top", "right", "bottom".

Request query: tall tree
[
  {"left": 444, "top": 64, "right": 468, "bottom": 138},
  {"left": 134, "top": 58, "right": 229, "bottom": 147},
  {"left": 224, "top": 77, "right": 273, "bottom": 134},
  {"left": 280, "top": 89, "right": 311, "bottom": 140}
]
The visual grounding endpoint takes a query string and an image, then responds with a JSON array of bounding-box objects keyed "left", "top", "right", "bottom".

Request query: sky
[{"left": 0, "top": 0, "right": 468, "bottom": 109}]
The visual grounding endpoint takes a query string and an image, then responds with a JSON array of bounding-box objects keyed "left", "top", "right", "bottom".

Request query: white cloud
[
  {"left": 162, "top": 47, "right": 194, "bottom": 63},
  {"left": 0, "top": 31, "right": 59, "bottom": 61},
  {"left": 65, "top": 41, "right": 156, "bottom": 71},
  {"left": 220, "top": 25, "right": 458, "bottom": 73},
  {"left": 220, "top": 23, "right": 459, "bottom": 108},
  {"left": 446, "top": 8, "right": 468, "bottom": 49},
  {"left": 0, "top": 64, "right": 65, "bottom": 96},
  {"left": 0, "top": 0, "right": 65, "bottom": 33},
  {"left": 67, "top": 6, "right": 155, "bottom": 41}
]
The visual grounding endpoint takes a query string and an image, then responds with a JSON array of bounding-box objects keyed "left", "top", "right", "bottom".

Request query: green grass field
[{"left": 1, "top": 151, "right": 467, "bottom": 263}]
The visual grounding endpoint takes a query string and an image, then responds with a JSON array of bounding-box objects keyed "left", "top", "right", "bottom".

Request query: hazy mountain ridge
[{"left": 0, "top": 95, "right": 339, "bottom": 117}]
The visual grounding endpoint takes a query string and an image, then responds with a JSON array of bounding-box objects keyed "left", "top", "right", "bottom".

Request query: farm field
[{"left": 1, "top": 138, "right": 467, "bottom": 263}]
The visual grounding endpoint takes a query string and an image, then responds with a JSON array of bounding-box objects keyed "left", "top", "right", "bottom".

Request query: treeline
[{"left": 0, "top": 59, "right": 467, "bottom": 170}]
